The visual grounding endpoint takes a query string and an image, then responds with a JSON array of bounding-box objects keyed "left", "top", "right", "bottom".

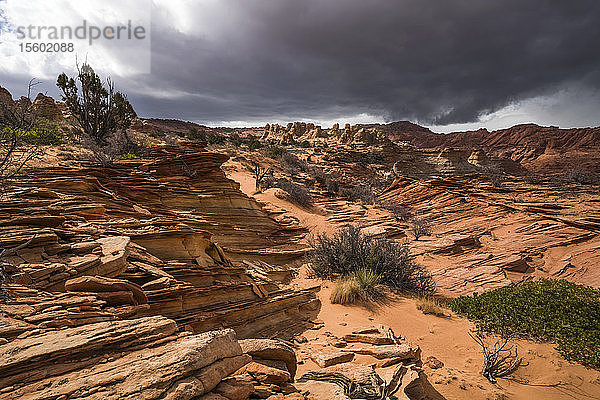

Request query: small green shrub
[
  {"left": 119, "top": 153, "right": 141, "bottom": 160},
  {"left": 451, "top": 279, "right": 600, "bottom": 369},
  {"left": 353, "top": 268, "right": 382, "bottom": 299},
  {"left": 308, "top": 226, "right": 434, "bottom": 295},
  {"left": 9, "top": 125, "right": 64, "bottom": 145}
]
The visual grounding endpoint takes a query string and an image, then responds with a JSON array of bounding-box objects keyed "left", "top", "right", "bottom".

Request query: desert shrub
[
  {"left": 416, "top": 297, "right": 447, "bottom": 317},
  {"left": 263, "top": 145, "right": 288, "bottom": 159},
  {"left": 353, "top": 268, "right": 382, "bottom": 299},
  {"left": 359, "top": 152, "right": 384, "bottom": 166},
  {"left": 119, "top": 153, "right": 141, "bottom": 160},
  {"left": 57, "top": 63, "right": 136, "bottom": 145},
  {"left": 522, "top": 173, "right": 544, "bottom": 185},
  {"left": 280, "top": 153, "right": 308, "bottom": 174},
  {"left": 481, "top": 167, "right": 506, "bottom": 187},
  {"left": 411, "top": 217, "right": 432, "bottom": 240},
  {"left": 451, "top": 279, "right": 600, "bottom": 369},
  {"left": 149, "top": 130, "right": 167, "bottom": 139},
  {"left": 187, "top": 127, "right": 206, "bottom": 141},
  {"left": 310, "top": 167, "right": 339, "bottom": 195},
  {"left": 340, "top": 184, "right": 375, "bottom": 204},
  {"left": 206, "top": 133, "right": 227, "bottom": 145},
  {"left": 308, "top": 226, "right": 434, "bottom": 295},
  {"left": 0, "top": 79, "right": 43, "bottom": 185},
  {"left": 245, "top": 136, "right": 263, "bottom": 151},
  {"left": 379, "top": 200, "right": 412, "bottom": 222},
  {"left": 299, "top": 140, "right": 311, "bottom": 148},
  {"left": 276, "top": 178, "right": 313, "bottom": 207},
  {"left": 331, "top": 269, "right": 382, "bottom": 305},
  {"left": 563, "top": 168, "right": 600, "bottom": 185}
]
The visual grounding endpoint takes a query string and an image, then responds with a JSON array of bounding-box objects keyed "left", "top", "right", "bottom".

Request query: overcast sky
[{"left": 1, "top": 0, "right": 600, "bottom": 132}]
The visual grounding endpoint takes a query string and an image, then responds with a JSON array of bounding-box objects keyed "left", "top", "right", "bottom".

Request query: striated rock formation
[
  {"left": 374, "top": 121, "right": 600, "bottom": 174},
  {"left": 0, "top": 314, "right": 252, "bottom": 399},
  {"left": 1, "top": 142, "right": 319, "bottom": 340}
]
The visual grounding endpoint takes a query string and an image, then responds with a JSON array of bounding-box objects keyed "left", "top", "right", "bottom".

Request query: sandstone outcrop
[
  {"left": 263, "top": 121, "right": 390, "bottom": 146},
  {"left": 0, "top": 318, "right": 251, "bottom": 400}
]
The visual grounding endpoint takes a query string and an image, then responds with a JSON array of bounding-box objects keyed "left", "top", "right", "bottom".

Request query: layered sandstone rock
[
  {"left": 0, "top": 316, "right": 251, "bottom": 400},
  {"left": 0, "top": 143, "right": 319, "bottom": 341}
]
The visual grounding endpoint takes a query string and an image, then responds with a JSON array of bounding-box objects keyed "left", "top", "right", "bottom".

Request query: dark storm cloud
[{"left": 111, "top": 1, "right": 600, "bottom": 125}]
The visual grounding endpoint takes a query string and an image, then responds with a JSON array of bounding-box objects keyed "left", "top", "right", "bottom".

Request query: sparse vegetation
[
  {"left": 410, "top": 217, "right": 432, "bottom": 240},
  {"left": 341, "top": 184, "right": 376, "bottom": 205},
  {"left": 244, "top": 162, "right": 273, "bottom": 191},
  {"left": 379, "top": 200, "right": 412, "bottom": 222},
  {"left": 57, "top": 63, "right": 137, "bottom": 165},
  {"left": 563, "top": 168, "right": 600, "bottom": 186},
  {"left": 57, "top": 63, "right": 136, "bottom": 145},
  {"left": 309, "top": 166, "right": 339, "bottom": 195},
  {"left": 359, "top": 152, "right": 384, "bottom": 166},
  {"left": 451, "top": 279, "right": 600, "bottom": 369},
  {"left": 331, "top": 276, "right": 362, "bottom": 305},
  {"left": 416, "top": 296, "right": 447, "bottom": 317},
  {"left": 470, "top": 331, "right": 521, "bottom": 384},
  {"left": 262, "top": 145, "right": 288, "bottom": 159},
  {"left": 276, "top": 178, "right": 313, "bottom": 207},
  {"left": 308, "top": 225, "right": 434, "bottom": 295},
  {"left": 331, "top": 268, "right": 382, "bottom": 305},
  {"left": 280, "top": 153, "right": 308, "bottom": 174},
  {"left": 0, "top": 79, "right": 42, "bottom": 187}
]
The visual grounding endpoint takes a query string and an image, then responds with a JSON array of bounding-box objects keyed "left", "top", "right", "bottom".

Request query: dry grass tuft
[
  {"left": 330, "top": 276, "right": 362, "bottom": 305},
  {"left": 416, "top": 296, "right": 448, "bottom": 317},
  {"left": 330, "top": 268, "right": 383, "bottom": 305}
]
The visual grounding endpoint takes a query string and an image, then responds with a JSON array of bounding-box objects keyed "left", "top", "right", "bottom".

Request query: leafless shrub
[
  {"left": 276, "top": 178, "right": 313, "bottom": 207},
  {"left": 244, "top": 162, "right": 273, "bottom": 191},
  {"left": 280, "top": 153, "right": 308, "bottom": 174},
  {"left": 182, "top": 160, "right": 198, "bottom": 179},
  {"left": 379, "top": 200, "right": 412, "bottom": 222},
  {"left": 0, "top": 79, "right": 42, "bottom": 188},
  {"left": 411, "top": 216, "right": 432, "bottom": 240},
  {"left": 309, "top": 166, "right": 339, "bottom": 195},
  {"left": 470, "top": 331, "right": 521, "bottom": 384},
  {"left": 563, "top": 167, "right": 600, "bottom": 186},
  {"left": 341, "top": 183, "right": 376, "bottom": 205},
  {"left": 482, "top": 167, "right": 506, "bottom": 188}
]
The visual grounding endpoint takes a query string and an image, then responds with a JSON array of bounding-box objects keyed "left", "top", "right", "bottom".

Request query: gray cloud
[{"left": 5, "top": 0, "right": 600, "bottom": 127}]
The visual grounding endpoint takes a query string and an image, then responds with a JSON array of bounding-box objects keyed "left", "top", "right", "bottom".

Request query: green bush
[
  {"left": 308, "top": 226, "right": 434, "bottom": 295},
  {"left": 10, "top": 125, "right": 65, "bottom": 145},
  {"left": 451, "top": 279, "right": 600, "bottom": 369}
]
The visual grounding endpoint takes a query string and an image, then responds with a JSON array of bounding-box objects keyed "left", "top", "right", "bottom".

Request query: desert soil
[{"left": 226, "top": 160, "right": 600, "bottom": 400}]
